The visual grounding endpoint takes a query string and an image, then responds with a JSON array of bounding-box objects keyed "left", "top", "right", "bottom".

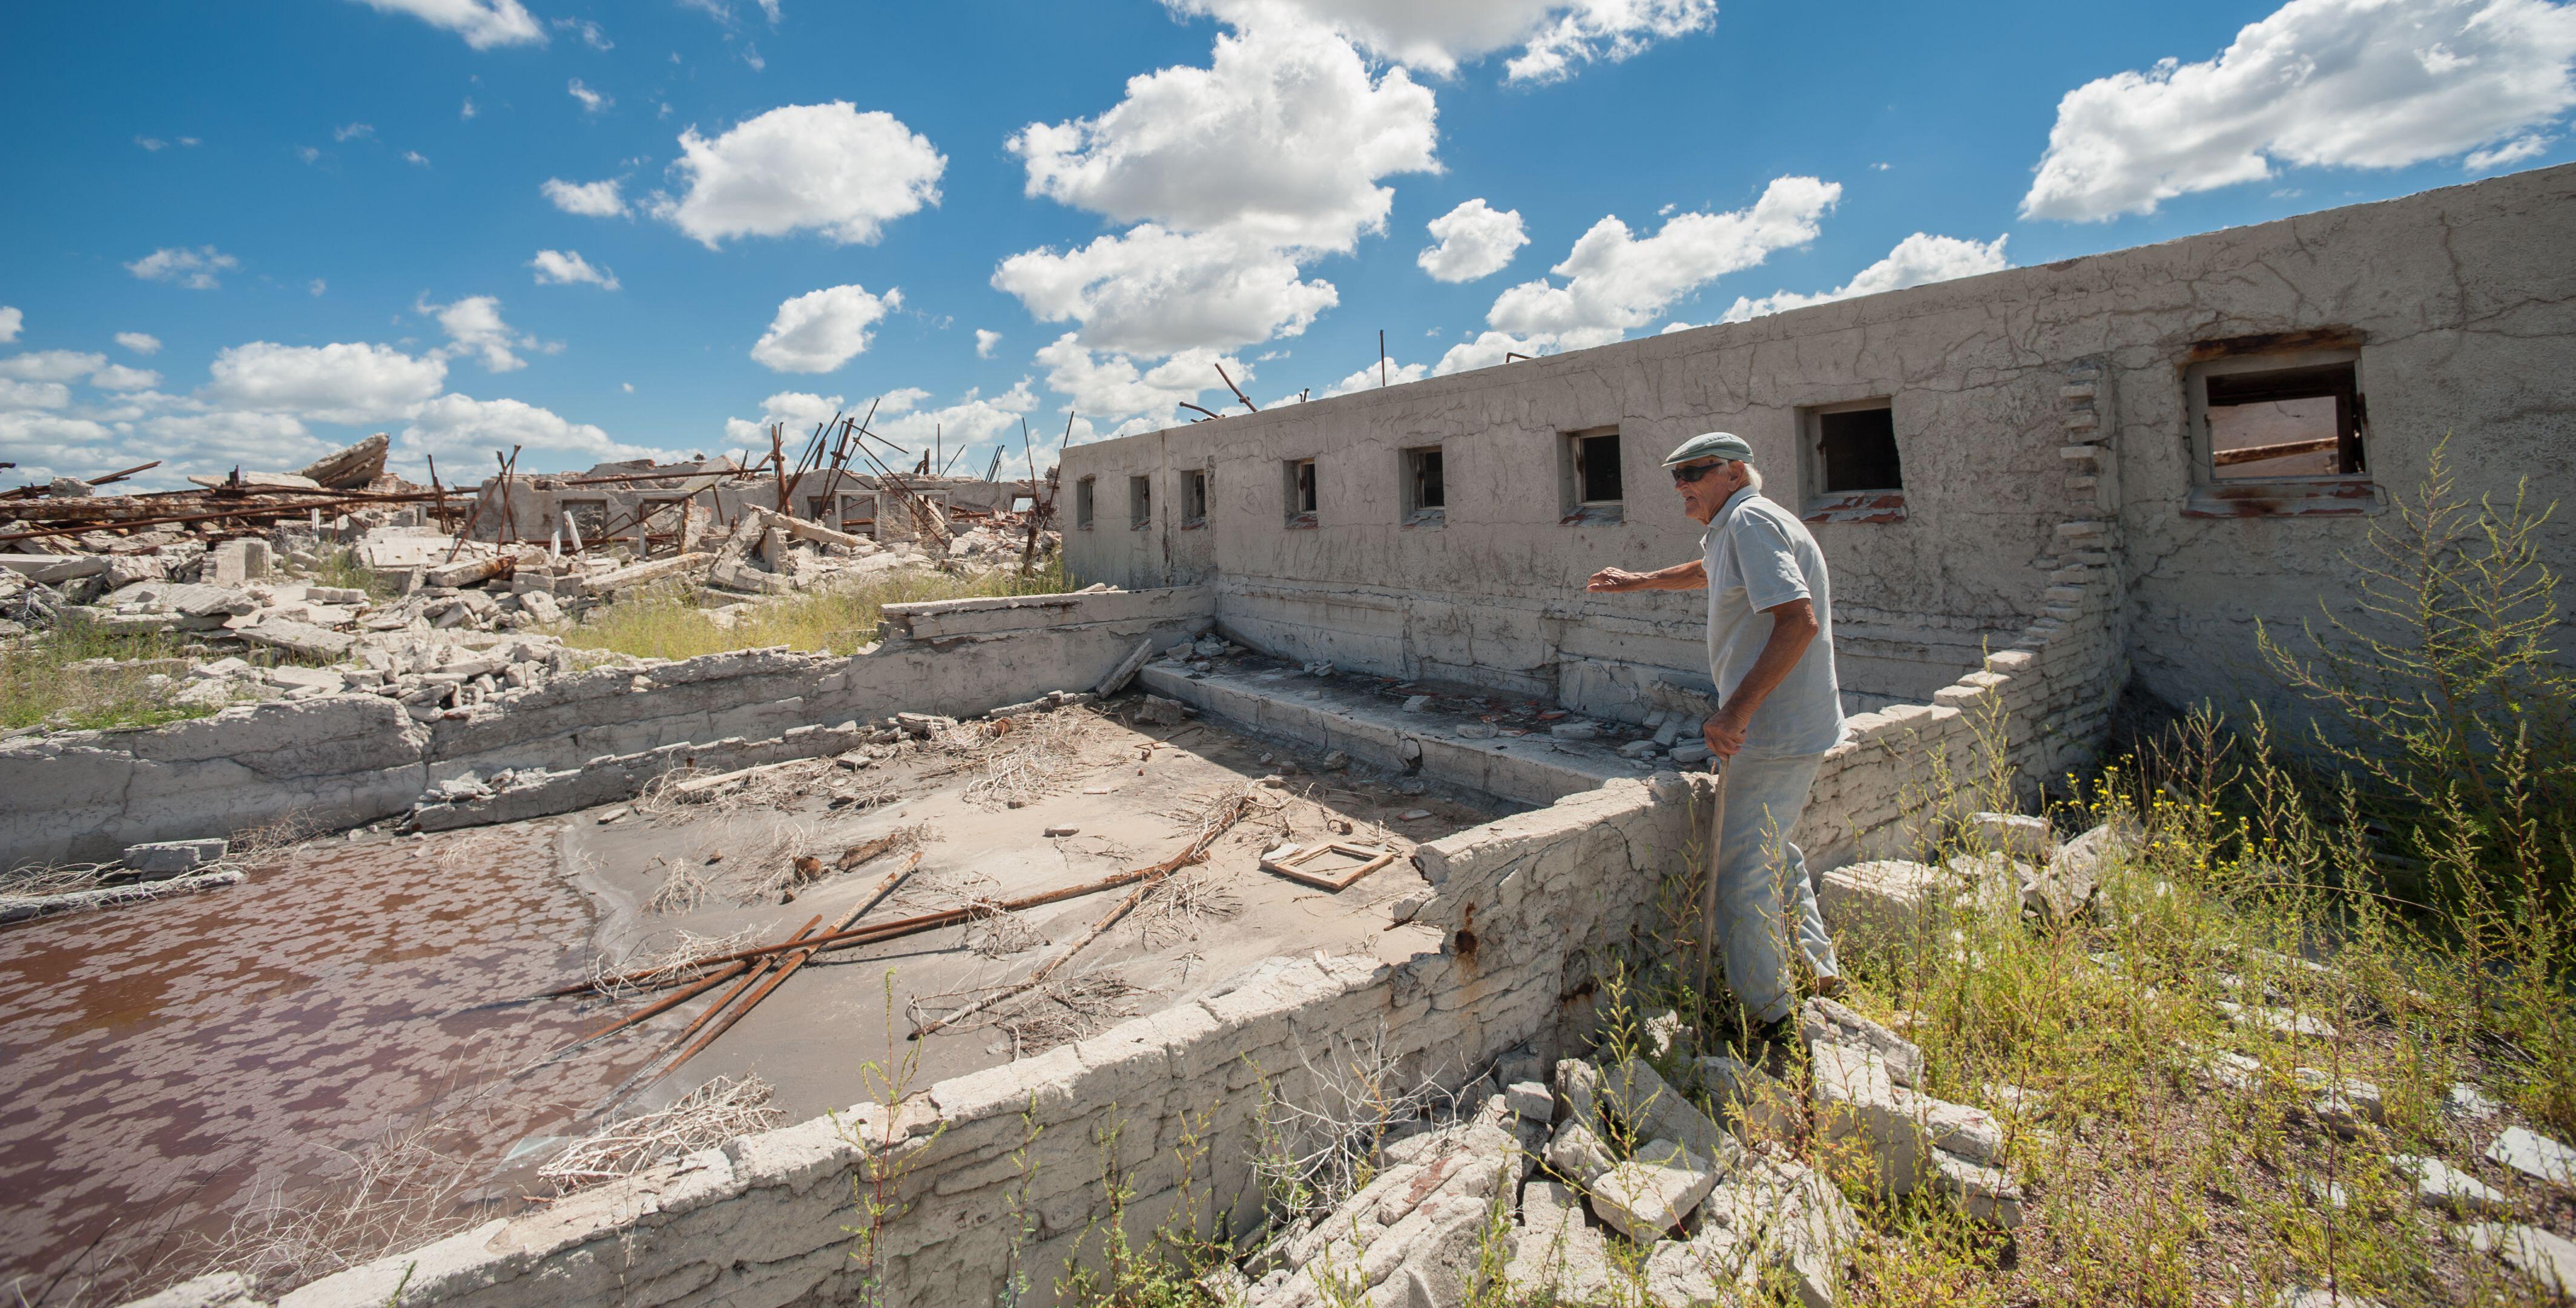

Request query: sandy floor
[{"left": 0, "top": 700, "right": 1504, "bottom": 1305}]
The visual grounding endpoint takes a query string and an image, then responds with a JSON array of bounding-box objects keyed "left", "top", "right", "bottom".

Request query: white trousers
[{"left": 1708, "top": 751, "right": 1839, "bottom": 1024}]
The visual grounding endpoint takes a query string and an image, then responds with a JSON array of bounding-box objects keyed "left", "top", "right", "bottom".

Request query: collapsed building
[{"left": 1, "top": 165, "right": 2569, "bottom": 1308}]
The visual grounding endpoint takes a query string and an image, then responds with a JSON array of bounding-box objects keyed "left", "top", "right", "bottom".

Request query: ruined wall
[
  {"left": 1062, "top": 164, "right": 2576, "bottom": 728},
  {"left": 0, "top": 587, "right": 1212, "bottom": 868},
  {"left": 156, "top": 774, "right": 1698, "bottom": 1308}
]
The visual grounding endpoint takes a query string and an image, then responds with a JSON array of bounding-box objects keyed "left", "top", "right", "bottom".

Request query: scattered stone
[
  {"left": 1401, "top": 695, "right": 1431, "bottom": 713},
  {"left": 1694, "top": 1054, "right": 1797, "bottom": 1141},
  {"left": 1044, "top": 826, "right": 1080, "bottom": 838},
  {"left": 1589, "top": 1138, "right": 1718, "bottom": 1240},
  {"left": 595, "top": 807, "right": 630, "bottom": 824},
  {"left": 2465, "top": 1223, "right": 2576, "bottom": 1296},
  {"left": 1668, "top": 741, "right": 1711, "bottom": 764},
  {"left": 1503, "top": 1081, "right": 1553, "bottom": 1122},
  {"left": 1503, "top": 1180, "right": 1612, "bottom": 1304},
  {"left": 1817, "top": 859, "right": 1943, "bottom": 944},
  {"left": 1617, "top": 740, "right": 1661, "bottom": 759},
  {"left": 1549, "top": 721, "right": 1600, "bottom": 741},
  {"left": 2390, "top": 1154, "right": 2511, "bottom": 1217},
  {"left": 1971, "top": 810, "right": 2052, "bottom": 862},
  {"left": 1542, "top": 1121, "right": 1616, "bottom": 1187},
  {"left": 2486, "top": 1125, "right": 2576, "bottom": 1187},
  {"left": 120, "top": 837, "right": 228, "bottom": 877},
  {"left": 2219, "top": 999, "right": 2337, "bottom": 1041},
  {"left": 2446, "top": 1083, "right": 2503, "bottom": 1121},
  {"left": 1398, "top": 809, "right": 1432, "bottom": 821},
  {"left": 1454, "top": 723, "right": 1495, "bottom": 740},
  {"left": 1800, "top": 997, "right": 1923, "bottom": 1087}
]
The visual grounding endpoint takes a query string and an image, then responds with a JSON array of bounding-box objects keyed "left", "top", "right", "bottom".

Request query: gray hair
[{"left": 1734, "top": 460, "right": 1763, "bottom": 491}]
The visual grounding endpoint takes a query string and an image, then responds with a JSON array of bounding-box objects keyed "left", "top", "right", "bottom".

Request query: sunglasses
[{"left": 1669, "top": 461, "right": 1725, "bottom": 485}]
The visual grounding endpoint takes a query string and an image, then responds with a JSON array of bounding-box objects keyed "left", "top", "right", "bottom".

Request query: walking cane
[{"left": 1692, "top": 752, "right": 1730, "bottom": 999}]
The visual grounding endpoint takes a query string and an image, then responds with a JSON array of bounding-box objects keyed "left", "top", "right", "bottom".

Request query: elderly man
[{"left": 1586, "top": 431, "right": 1844, "bottom": 1041}]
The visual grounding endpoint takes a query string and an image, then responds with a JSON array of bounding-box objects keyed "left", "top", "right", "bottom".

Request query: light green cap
[{"left": 1661, "top": 431, "right": 1753, "bottom": 468}]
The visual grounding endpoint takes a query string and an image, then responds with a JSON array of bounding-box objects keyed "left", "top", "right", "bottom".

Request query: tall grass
[
  {"left": 0, "top": 624, "right": 216, "bottom": 731},
  {"left": 556, "top": 559, "right": 1072, "bottom": 662}
]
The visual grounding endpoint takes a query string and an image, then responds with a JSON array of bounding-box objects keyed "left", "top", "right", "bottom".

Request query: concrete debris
[
  {"left": 121, "top": 838, "right": 228, "bottom": 876},
  {"left": 1809, "top": 1003, "right": 2020, "bottom": 1228},
  {"left": 0, "top": 868, "right": 245, "bottom": 925},
  {"left": 2389, "top": 1154, "right": 2512, "bottom": 1217},
  {"left": 2486, "top": 1125, "right": 2576, "bottom": 1187},
  {"left": 2464, "top": 1223, "right": 2576, "bottom": 1296},
  {"left": 1969, "top": 810, "right": 2053, "bottom": 862}
]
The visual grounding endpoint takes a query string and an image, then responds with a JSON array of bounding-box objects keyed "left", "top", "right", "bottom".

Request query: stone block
[
  {"left": 1800, "top": 997, "right": 1923, "bottom": 1087},
  {"left": 2486, "top": 1125, "right": 2576, "bottom": 1186},
  {"left": 1817, "top": 859, "right": 1942, "bottom": 946},
  {"left": 1692, "top": 1054, "right": 1797, "bottom": 1142},
  {"left": 122, "top": 837, "right": 228, "bottom": 876},
  {"left": 2465, "top": 1223, "right": 2576, "bottom": 1296},
  {"left": 1589, "top": 1138, "right": 1717, "bottom": 1240},
  {"left": 2390, "top": 1154, "right": 2510, "bottom": 1217},
  {"left": 1644, "top": 1223, "right": 1758, "bottom": 1307},
  {"left": 1503, "top": 1081, "right": 1552, "bottom": 1122},
  {"left": 1504, "top": 1180, "right": 1612, "bottom": 1304},
  {"left": 1541, "top": 1122, "right": 1614, "bottom": 1186},
  {"left": 1971, "top": 811, "right": 2052, "bottom": 861}
]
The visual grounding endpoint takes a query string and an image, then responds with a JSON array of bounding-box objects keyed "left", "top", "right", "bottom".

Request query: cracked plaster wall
[{"left": 1064, "top": 163, "right": 2576, "bottom": 728}]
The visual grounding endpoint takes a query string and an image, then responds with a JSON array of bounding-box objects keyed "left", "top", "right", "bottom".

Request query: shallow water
[{"left": 0, "top": 825, "right": 641, "bottom": 1305}]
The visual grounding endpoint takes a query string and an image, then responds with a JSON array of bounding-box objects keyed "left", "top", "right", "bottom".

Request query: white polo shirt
[{"left": 1701, "top": 486, "right": 1844, "bottom": 758}]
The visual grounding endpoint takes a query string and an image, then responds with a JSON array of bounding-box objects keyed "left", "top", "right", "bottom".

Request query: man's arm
[
  {"left": 1704, "top": 597, "right": 1818, "bottom": 758},
  {"left": 1586, "top": 560, "right": 1707, "bottom": 593}
]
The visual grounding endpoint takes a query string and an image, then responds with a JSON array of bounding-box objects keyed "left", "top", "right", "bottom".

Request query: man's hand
[
  {"left": 1703, "top": 703, "right": 1750, "bottom": 759},
  {"left": 1587, "top": 560, "right": 1705, "bottom": 593}
]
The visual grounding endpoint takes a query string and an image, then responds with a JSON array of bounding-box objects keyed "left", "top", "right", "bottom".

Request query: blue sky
[{"left": 2, "top": 0, "right": 2570, "bottom": 491}]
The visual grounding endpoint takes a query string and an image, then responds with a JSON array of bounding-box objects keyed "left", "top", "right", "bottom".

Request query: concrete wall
[
  {"left": 150, "top": 771, "right": 1704, "bottom": 1308},
  {"left": 1, "top": 587, "right": 1212, "bottom": 869},
  {"left": 1061, "top": 165, "right": 2576, "bottom": 724}
]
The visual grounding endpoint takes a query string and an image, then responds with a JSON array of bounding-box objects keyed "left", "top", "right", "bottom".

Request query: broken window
[
  {"left": 837, "top": 492, "right": 879, "bottom": 538},
  {"left": 1402, "top": 445, "right": 1445, "bottom": 527},
  {"left": 1283, "top": 458, "right": 1317, "bottom": 528},
  {"left": 556, "top": 499, "right": 608, "bottom": 548},
  {"left": 1129, "top": 474, "right": 1152, "bottom": 529},
  {"left": 1075, "top": 476, "right": 1096, "bottom": 530},
  {"left": 1817, "top": 404, "right": 1902, "bottom": 493},
  {"left": 2201, "top": 362, "right": 2365, "bottom": 480},
  {"left": 1560, "top": 429, "right": 1623, "bottom": 524},
  {"left": 1182, "top": 470, "right": 1208, "bottom": 528}
]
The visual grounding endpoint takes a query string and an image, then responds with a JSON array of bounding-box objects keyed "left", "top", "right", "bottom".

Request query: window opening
[
  {"left": 1817, "top": 405, "right": 1902, "bottom": 493},
  {"left": 1284, "top": 458, "right": 1317, "bottom": 528},
  {"left": 1182, "top": 470, "right": 1208, "bottom": 528},
  {"left": 2204, "top": 363, "right": 2364, "bottom": 479},
  {"left": 1402, "top": 445, "right": 1445, "bottom": 527},
  {"left": 1075, "top": 476, "right": 1095, "bottom": 530},
  {"left": 1576, "top": 433, "right": 1622, "bottom": 504},
  {"left": 1129, "top": 474, "right": 1152, "bottom": 529}
]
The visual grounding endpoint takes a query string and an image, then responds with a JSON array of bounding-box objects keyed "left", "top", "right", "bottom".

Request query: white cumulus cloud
[
  {"left": 2466, "top": 131, "right": 2557, "bottom": 169},
  {"left": 1486, "top": 176, "right": 1839, "bottom": 349},
  {"left": 2021, "top": 0, "right": 2576, "bottom": 221},
  {"left": 205, "top": 341, "right": 447, "bottom": 424},
  {"left": 345, "top": 0, "right": 545, "bottom": 48},
  {"left": 568, "top": 79, "right": 613, "bottom": 114},
  {"left": 1033, "top": 334, "right": 1256, "bottom": 430},
  {"left": 658, "top": 102, "right": 944, "bottom": 248},
  {"left": 0, "top": 307, "right": 19, "bottom": 343},
  {"left": 750, "top": 284, "right": 901, "bottom": 373},
  {"left": 1417, "top": 197, "right": 1527, "bottom": 281},
  {"left": 420, "top": 294, "right": 547, "bottom": 372},
  {"left": 0, "top": 351, "right": 110, "bottom": 383},
  {"left": 530, "top": 249, "right": 621, "bottom": 289},
  {"left": 995, "top": 226, "right": 1339, "bottom": 357},
  {"left": 542, "top": 177, "right": 628, "bottom": 217},
  {"left": 1167, "top": 0, "right": 1716, "bottom": 83},
  {"left": 1717, "top": 232, "right": 2011, "bottom": 323},
  {"left": 115, "top": 331, "right": 160, "bottom": 355},
  {"left": 127, "top": 246, "right": 240, "bottom": 290},
  {"left": 0, "top": 379, "right": 72, "bottom": 409},
  {"left": 91, "top": 364, "right": 164, "bottom": 391},
  {"left": 975, "top": 329, "right": 1003, "bottom": 359},
  {"left": 403, "top": 393, "right": 667, "bottom": 465},
  {"left": 995, "top": 19, "right": 1431, "bottom": 358}
]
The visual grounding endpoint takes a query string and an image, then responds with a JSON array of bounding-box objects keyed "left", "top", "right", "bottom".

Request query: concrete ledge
[
  {"left": 884, "top": 585, "right": 1213, "bottom": 640},
  {"left": 1137, "top": 663, "right": 1635, "bottom": 808}
]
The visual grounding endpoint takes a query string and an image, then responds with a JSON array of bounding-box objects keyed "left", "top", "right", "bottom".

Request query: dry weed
[
  {"left": 591, "top": 925, "right": 765, "bottom": 998},
  {"left": 538, "top": 1075, "right": 783, "bottom": 1196},
  {"left": 1132, "top": 869, "right": 1242, "bottom": 948},
  {"left": 645, "top": 858, "right": 713, "bottom": 916},
  {"left": 963, "top": 902, "right": 1048, "bottom": 959}
]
